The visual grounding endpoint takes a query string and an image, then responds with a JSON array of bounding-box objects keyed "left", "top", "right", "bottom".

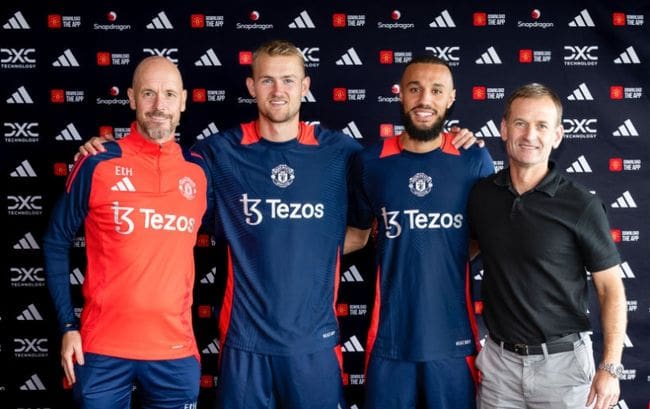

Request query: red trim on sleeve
[
  {"left": 379, "top": 136, "right": 402, "bottom": 158},
  {"left": 65, "top": 154, "right": 90, "bottom": 193},
  {"left": 465, "top": 263, "right": 481, "bottom": 350},
  {"left": 297, "top": 122, "right": 319, "bottom": 145},
  {"left": 240, "top": 121, "right": 261, "bottom": 145},
  {"left": 218, "top": 247, "right": 235, "bottom": 350},
  {"left": 440, "top": 132, "right": 461, "bottom": 156},
  {"left": 465, "top": 354, "right": 480, "bottom": 386},
  {"left": 364, "top": 266, "right": 382, "bottom": 374}
]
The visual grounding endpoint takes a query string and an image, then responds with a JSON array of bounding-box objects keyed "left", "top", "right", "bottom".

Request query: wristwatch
[{"left": 598, "top": 362, "right": 624, "bottom": 379}]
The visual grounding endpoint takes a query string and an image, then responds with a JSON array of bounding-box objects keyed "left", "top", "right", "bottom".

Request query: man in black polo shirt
[{"left": 468, "top": 83, "right": 627, "bottom": 409}]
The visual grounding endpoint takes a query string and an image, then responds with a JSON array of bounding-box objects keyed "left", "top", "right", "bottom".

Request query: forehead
[
  {"left": 401, "top": 63, "right": 453, "bottom": 86},
  {"left": 134, "top": 62, "right": 183, "bottom": 90},
  {"left": 253, "top": 54, "right": 304, "bottom": 78},
  {"left": 509, "top": 96, "right": 559, "bottom": 122}
]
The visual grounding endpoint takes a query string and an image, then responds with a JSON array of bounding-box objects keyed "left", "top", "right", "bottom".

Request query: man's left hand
[
  {"left": 449, "top": 126, "right": 485, "bottom": 149},
  {"left": 586, "top": 370, "right": 620, "bottom": 409}
]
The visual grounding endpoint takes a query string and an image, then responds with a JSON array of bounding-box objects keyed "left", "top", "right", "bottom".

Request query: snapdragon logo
[
  {"left": 240, "top": 194, "right": 324, "bottom": 226},
  {"left": 381, "top": 207, "right": 463, "bottom": 238},
  {"left": 111, "top": 202, "right": 197, "bottom": 235}
]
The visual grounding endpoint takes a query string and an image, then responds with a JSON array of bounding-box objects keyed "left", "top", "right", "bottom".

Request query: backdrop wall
[{"left": 2, "top": 1, "right": 648, "bottom": 408}]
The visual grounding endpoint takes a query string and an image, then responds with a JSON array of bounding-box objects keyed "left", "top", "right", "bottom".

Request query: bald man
[{"left": 44, "top": 57, "right": 210, "bottom": 409}]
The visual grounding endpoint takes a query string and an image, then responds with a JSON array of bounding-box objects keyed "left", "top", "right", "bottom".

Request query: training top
[
  {"left": 348, "top": 134, "right": 494, "bottom": 361},
  {"left": 193, "top": 121, "right": 361, "bottom": 355},
  {"left": 43, "top": 123, "right": 209, "bottom": 361}
]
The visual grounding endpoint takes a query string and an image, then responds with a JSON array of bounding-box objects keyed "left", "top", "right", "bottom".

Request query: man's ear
[
  {"left": 246, "top": 77, "right": 255, "bottom": 98},
  {"left": 127, "top": 88, "right": 136, "bottom": 110}
]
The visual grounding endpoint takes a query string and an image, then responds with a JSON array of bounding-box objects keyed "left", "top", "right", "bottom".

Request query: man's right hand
[
  {"left": 61, "top": 330, "right": 84, "bottom": 385},
  {"left": 73, "top": 134, "right": 114, "bottom": 161}
]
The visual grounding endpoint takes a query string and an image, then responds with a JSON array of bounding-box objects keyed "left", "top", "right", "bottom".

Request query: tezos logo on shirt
[{"left": 111, "top": 201, "right": 196, "bottom": 235}]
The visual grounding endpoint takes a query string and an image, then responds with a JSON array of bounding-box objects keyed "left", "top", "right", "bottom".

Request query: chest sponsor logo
[
  {"left": 112, "top": 202, "right": 196, "bottom": 235},
  {"left": 240, "top": 194, "right": 324, "bottom": 226},
  {"left": 270, "top": 164, "right": 295, "bottom": 188},
  {"left": 408, "top": 172, "right": 433, "bottom": 197},
  {"left": 381, "top": 207, "right": 463, "bottom": 238}
]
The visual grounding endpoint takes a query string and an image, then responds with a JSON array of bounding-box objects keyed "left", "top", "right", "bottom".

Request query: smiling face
[
  {"left": 128, "top": 57, "right": 186, "bottom": 143},
  {"left": 399, "top": 62, "right": 455, "bottom": 141},
  {"left": 246, "top": 53, "right": 310, "bottom": 126},
  {"left": 501, "top": 96, "right": 564, "bottom": 171}
]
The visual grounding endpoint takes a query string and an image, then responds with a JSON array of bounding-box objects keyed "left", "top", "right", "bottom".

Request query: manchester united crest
[
  {"left": 408, "top": 173, "right": 433, "bottom": 197},
  {"left": 271, "top": 164, "right": 295, "bottom": 188},
  {"left": 178, "top": 176, "right": 197, "bottom": 200}
]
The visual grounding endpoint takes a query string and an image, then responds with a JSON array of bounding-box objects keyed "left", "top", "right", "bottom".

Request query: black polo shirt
[{"left": 468, "top": 163, "right": 621, "bottom": 344}]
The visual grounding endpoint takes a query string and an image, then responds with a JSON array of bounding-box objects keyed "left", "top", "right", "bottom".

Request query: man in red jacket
[{"left": 44, "top": 56, "right": 210, "bottom": 409}]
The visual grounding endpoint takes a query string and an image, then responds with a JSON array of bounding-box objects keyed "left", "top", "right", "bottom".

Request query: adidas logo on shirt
[
  {"left": 565, "top": 155, "right": 592, "bottom": 173},
  {"left": 14, "top": 232, "right": 40, "bottom": 249},
  {"left": 111, "top": 176, "right": 136, "bottom": 192},
  {"left": 614, "top": 46, "right": 640, "bottom": 64},
  {"left": 200, "top": 267, "right": 216, "bottom": 284},
  {"left": 289, "top": 10, "right": 315, "bottom": 28},
  {"left": 52, "top": 49, "right": 80, "bottom": 67},
  {"left": 195, "top": 48, "right": 222, "bottom": 66},
  {"left": 10, "top": 159, "right": 37, "bottom": 177},
  {"left": 475, "top": 120, "right": 500, "bottom": 137},
  {"left": 611, "top": 191, "right": 637, "bottom": 208},
  {"left": 6, "top": 86, "right": 34, "bottom": 104},
  {"left": 146, "top": 11, "right": 173, "bottom": 29},
  {"left": 341, "top": 335, "right": 365, "bottom": 352},
  {"left": 17, "top": 303, "right": 43, "bottom": 320},
  {"left": 336, "top": 48, "right": 363, "bottom": 65},
  {"left": 342, "top": 121, "right": 363, "bottom": 139},
  {"left": 612, "top": 119, "right": 638, "bottom": 136},
  {"left": 70, "top": 267, "right": 85, "bottom": 285},
  {"left": 55, "top": 123, "right": 82, "bottom": 141},
  {"left": 568, "top": 9, "right": 595, "bottom": 27},
  {"left": 196, "top": 122, "right": 219, "bottom": 140},
  {"left": 202, "top": 338, "right": 220, "bottom": 354},
  {"left": 429, "top": 10, "right": 456, "bottom": 28},
  {"left": 567, "top": 83, "right": 593, "bottom": 100},
  {"left": 341, "top": 265, "right": 364, "bottom": 282},
  {"left": 19, "top": 374, "right": 46, "bottom": 390},
  {"left": 475, "top": 47, "right": 501, "bottom": 64},
  {"left": 301, "top": 90, "right": 316, "bottom": 102},
  {"left": 619, "top": 261, "right": 635, "bottom": 279},
  {"left": 3, "top": 11, "right": 30, "bottom": 29}
]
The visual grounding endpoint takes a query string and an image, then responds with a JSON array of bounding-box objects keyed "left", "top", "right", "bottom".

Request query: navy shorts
[
  {"left": 365, "top": 354, "right": 477, "bottom": 409},
  {"left": 74, "top": 353, "right": 200, "bottom": 409},
  {"left": 215, "top": 345, "right": 346, "bottom": 409}
]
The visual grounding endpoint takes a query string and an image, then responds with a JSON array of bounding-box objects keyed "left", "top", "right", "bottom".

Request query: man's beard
[
  {"left": 400, "top": 104, "right": 447, "bottom": 142},
  {"left": 140, "top": 110, "right": 175, "bottom": 140}
]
